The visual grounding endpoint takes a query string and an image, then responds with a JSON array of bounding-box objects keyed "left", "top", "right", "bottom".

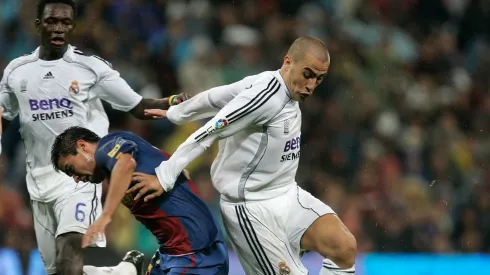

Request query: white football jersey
[
  {"left": 0, "top": 45, "right": 143, "bottom": 201},
  {"left": 156, "top": 70, "right": 302, "bottom": 201}
]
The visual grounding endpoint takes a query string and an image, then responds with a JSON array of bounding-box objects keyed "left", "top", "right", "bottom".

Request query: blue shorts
[{"left": 146, "top": 242, "right": 229, "bottom": 275}]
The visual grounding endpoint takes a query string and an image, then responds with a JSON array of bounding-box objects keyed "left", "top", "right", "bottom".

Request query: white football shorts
[
  {"left": 220, "top": 185, "right": 336, "bottom": 275},
  {"left": 31, "top": 180, "right": 105, "bottom": 274}
]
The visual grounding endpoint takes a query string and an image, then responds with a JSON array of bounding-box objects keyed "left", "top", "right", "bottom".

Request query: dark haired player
[
  {"left": 51, "top": 126, "right": 229, "bottom": 275},
  {"left": 0, "top": 0, "right": 186, "bottom": 274}
]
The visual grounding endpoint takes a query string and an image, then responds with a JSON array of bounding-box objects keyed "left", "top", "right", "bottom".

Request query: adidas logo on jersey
[{"left": 43, "top": 72, "right": 54, "bottom": 79}]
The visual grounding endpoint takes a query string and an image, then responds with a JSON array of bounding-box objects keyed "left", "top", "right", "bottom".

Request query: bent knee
[
  {"left": 303, "top": 214, "right": 357, "bottom": 268},
  {"left": 331, "top": 233, "right": 356, "bottom": 268},
  {"left": 56, "top": 233, "right": 84, "bottom": 274}
]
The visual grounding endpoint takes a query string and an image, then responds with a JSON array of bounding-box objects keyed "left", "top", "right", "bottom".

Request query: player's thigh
[
  {"left": 287, "top": 186, "right": 349, "bottom": 255},
  {"left": 220, "top": 200, "right": 307, "bottom": 275},
  {"left": 54, "top": 182, "right": 106, "bottom": 247},
  {"left": 31, "top": 200, "right": 58, "bottom": 275}
]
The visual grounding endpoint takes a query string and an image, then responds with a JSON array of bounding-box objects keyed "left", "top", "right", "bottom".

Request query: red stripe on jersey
[
  {"left": 186, "top": 179, "right": 200, "bottom": 196},
  {"left": 179, "top": 254, "right": 196, "bottom": 275},
  {"left": 157, "top": 149, "right": 172, "bottom": 159},
  {"left": 132, "top": 202, "right": 193, "bottom": 255}
]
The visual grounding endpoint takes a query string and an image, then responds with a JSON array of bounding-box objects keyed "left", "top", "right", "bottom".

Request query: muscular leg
[
  {"left": 301, "top": 214, "right": 356, "bottom": 270},
  {"left": 55, "top": 232, "right": 84, "bottom": 275}
]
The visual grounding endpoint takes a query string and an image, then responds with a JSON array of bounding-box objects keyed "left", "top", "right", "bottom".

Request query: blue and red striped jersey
[{"left": 94, "top": 131, "right": 222, "bottom": 255}]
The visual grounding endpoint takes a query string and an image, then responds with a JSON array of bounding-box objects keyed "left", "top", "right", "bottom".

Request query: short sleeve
[
  {"left": 90, "top": 57, "right": 143, "bottom": 112},
  {"left": 0, "top": 69, "right": 19, "bottom": 121},
  {"left": 95, "top": 136, "right": 139, "bottom": 172}
]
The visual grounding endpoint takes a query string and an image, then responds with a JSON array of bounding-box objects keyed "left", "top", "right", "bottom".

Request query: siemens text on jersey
[
  {"left": 29, "top": 97, "right": 74, "bottom": 121},
  {"left": 281, "top": 135, "right": 300, "bottom": 162}
]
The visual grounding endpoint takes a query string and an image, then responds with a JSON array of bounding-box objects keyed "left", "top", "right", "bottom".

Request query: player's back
[{"left": 96, "top": 132, "right": 222, "bottom": 255}]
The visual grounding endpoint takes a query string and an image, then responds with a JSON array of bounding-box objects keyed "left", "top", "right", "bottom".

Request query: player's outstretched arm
[
  {"left": 145, "top": 78, "right": 252, "bottom": 124},
  {"left": 82, "top": 153, "right": 136, "bottom": 248},
  {"left": 152, "top": 77, "right": 284, "bottom": 193}
]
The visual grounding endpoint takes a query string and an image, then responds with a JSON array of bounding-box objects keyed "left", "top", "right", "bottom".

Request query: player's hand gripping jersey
[
  {"left": 0, "top": 46, "right": 142, "bottom": 201},
  {"left": 95, "top": 131, "right": 222, "bottom": 255}
]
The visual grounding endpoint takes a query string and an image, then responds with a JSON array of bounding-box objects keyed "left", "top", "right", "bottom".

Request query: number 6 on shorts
[{"left": 75, "top": 202, "right": 86, "bottom": 222}]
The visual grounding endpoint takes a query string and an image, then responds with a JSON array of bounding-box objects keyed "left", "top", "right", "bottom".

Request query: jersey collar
[{"left": 33, "top": 45, "right": 76, "bottom": 61}]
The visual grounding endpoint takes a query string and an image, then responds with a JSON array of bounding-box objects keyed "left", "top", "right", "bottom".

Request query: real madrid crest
[
  {"left": 69, "top": 80, "right": 80, "bottom": 94},
  {"left": 278, "top": 262, "right": 291, "bottom": 275}
]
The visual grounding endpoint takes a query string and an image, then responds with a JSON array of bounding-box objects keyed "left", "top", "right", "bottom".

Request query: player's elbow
[{"left": 129, "top": 106, "right": 147, "bottom": 120}]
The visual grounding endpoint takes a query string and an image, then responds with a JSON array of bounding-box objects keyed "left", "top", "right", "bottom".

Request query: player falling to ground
[
  {"left": 50, "top": 126, "right": 229, "bottom": 275},
  {"left": 0, "top": 0, "right": 186, "bottom": 274},
  {"left": 131, "top": 36, "right": 357, "bottom": 275}
]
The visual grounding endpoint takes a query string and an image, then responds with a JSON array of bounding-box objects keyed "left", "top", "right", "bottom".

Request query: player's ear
[
  {"left": 283, "top": 55, "right": 292, "bottom": 69},
  {"left": 35, "top": 19, "right": 41, "bottom": 33},
  {"left": 77, "top": 139, "right": 86, "bottom": 151}
]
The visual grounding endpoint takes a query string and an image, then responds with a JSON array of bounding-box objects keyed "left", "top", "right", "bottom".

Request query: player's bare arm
[
  {"left": 82, "top": 153, "right": 136, "bottom": 248},
  {"left": 131, "top": 93, "right": 188, "bottom": 120}
]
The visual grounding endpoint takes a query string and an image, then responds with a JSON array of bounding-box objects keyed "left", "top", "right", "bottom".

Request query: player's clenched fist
[{"left": 129, "top": 172, "right": 164, "bottom": 202}]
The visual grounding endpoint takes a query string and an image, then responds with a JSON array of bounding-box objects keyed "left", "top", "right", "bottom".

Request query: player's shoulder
[
  {"left": 241, "top": 70, "right": 288, "bottom": 104},
  {"left": 100, "top": 131, "right": 131, "bottom": 142},
  {"left": 99, "top": 131, "right": 142, "bottom": 146},
  {"left": 68, "top": 46, "right": 114, "bottom": 71},
  {"left": 244, "top": 71, "right": 278, "bottom": 85},
  {"left": 96, "top": 132, "right": 127, "bottom": 156},
  {"left": 3, "top": 50, "right": 38, "bottom": 75},
  {"left": 240, "top": 70, "right": 276, "bottom": 87}
]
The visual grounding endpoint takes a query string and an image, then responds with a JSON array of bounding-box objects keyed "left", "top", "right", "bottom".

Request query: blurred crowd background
[{"left": 2, "top": 0, "right": 490, "bottom": 270}]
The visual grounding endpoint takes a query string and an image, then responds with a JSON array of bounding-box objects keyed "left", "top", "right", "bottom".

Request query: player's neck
[
  {"left": 39, "top": 46, "right": 67, "bottom": 61},
  {"left": 279, "top": 68, "right": 293, "bottom": 96}
]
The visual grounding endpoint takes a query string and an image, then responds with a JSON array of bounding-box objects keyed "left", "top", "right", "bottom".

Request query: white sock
[
  {"left": 83, "top": 262, "right": 137, "bottom": 275},
  {"left": 319, "top": 258, "right": 355, "bottom": 275}
]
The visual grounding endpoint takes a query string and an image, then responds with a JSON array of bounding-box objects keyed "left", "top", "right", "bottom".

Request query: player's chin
[
  {"left": 294, "top": 93, "right": 308, "bottom": 102},
  {"left": 48, "top": 41, "right": 67, "bottom": 51}
]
